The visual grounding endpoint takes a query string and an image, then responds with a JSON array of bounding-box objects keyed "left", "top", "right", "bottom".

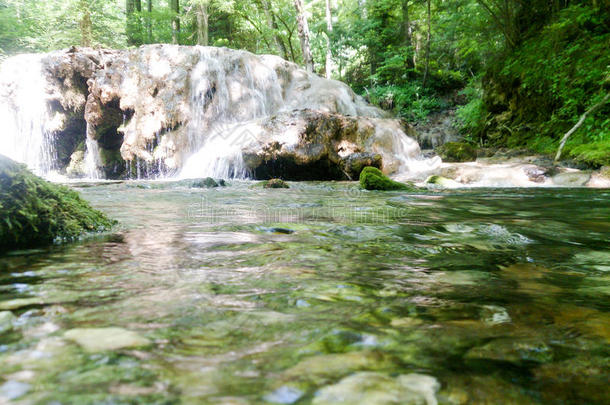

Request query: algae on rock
[
  {"left": 0, "top": 154, "right": 115, "bottom": 252},
  {"left": 359, "top": 167, "right": 414, "bottom": 191}
]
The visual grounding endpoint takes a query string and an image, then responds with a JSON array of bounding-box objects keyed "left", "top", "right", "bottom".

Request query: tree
[
  {"left": 421, "top": 0, "right": 431, "bottom": 87},
  {"left": 324, "top": 0, "right": 333, "bottom": 78},
  {"left": 79, "top": 0, "right": 92, "bottom": 47},
  {"left": 171, "top": 0, "right": 180, "bottom": 44},
  {"left": 293, "top": 0, "right": 314, "bottom": 72}
]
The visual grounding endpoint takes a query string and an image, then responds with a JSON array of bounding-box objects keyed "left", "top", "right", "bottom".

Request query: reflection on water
[{"left": 0, "top": 182, "right": 608, "bottom": 404}]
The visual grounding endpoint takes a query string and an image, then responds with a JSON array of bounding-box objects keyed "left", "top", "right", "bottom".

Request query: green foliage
[
  {"left": 0, "top": 155, "right": 115, "bottom": 252},
  {"left": 568, "top": 140, "right": 610, "bottom": 168},
  {"left": 368, "top": 85, "right": 445, "bottom": 122},
  {"left": 437, "top": 142, "right": 477, "bottom": 163},
  {"left": 359, "top": 167, "right": 414, "bottom": 191},
  {"left": 476, "top": 4, "right": 609, "bottom": 161}
]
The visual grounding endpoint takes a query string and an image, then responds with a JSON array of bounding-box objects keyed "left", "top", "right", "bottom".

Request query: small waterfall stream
[{"left": 0, "top": 55, "right": 55, "bottom": 175}]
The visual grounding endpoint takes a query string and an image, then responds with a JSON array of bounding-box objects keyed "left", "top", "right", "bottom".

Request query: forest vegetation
[{"left": 1, "top": 0, "right": 608, "bottom": 166}]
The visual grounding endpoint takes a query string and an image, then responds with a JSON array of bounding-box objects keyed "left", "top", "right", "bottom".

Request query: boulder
[
  {"left": 436, "top": 142, "right": 477, "bottom": 163},
  {"left": 263, "top": 179, "right": 289, "bottom": 189},
  {"left": 0, "top": 155, "right": 115, "bottom": 252},
  {"left": 359, "top": 167, "right": 415, "bottom": 191}
]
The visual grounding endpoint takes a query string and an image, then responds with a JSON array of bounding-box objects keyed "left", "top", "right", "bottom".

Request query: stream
[{"left": 0, "top": 181, "right": 608, "bottom": 404}]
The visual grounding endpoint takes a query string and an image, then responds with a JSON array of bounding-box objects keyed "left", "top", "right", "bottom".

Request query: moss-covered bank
[
  {"left": 0, "top": 155, "right": 115, "bottom": 252},
  {"left": 461, "top": 4, "right": 610, "bottom": 167}
]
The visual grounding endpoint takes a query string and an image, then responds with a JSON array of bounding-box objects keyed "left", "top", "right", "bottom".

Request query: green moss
[
  {"left": 568, "top": 141, "right": 610, "bottom": 168},
  {"left": 192, "top": 177, "right": 219, "bottom": 188},
  {"left": 437, "top": 142, "right": 477, "bottom": 163},
  {"left": 359, "top": 167, "right": 414, "bottom": 191},
  {"left": 0, "top": 155, "right": 115, "bottom": 252},
  {"left": 262, "top": 179, "right": 289, "bottom": 189}
]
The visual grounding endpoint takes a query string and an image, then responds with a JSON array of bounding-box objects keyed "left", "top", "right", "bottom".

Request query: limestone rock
[
  {"left": 64, "top": 327, "right": 150, "bottom": 352},
  {"left": 0, "top": 311, "right": 16, "bottom": 334},
  {"left": 1, "top": 45, "right": 421, "bottom": 180},
  {"left": 312, "top": 372, "right": 440, "bottom": 405}
]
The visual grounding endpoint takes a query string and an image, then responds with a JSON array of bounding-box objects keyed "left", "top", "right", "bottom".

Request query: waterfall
[
  {"left": 178, "top": 48, "right": 283, "bottom": 179},
  {"left": 0, "top": 55, "right": 55, "bottom": 175}
]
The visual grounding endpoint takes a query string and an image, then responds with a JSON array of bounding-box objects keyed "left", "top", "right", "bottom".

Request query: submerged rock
[
  {"left": 312, "top": 372, "right": 440, "bottom": 405},
  {"left": 263, "top": 179, "right": 290, "bottom": 189},
  {"left": 0, "top": 155, "right": 115, "bottom": 252},
  {"left": 359, "top": 167, "right": 414, "bottom": 191},
  {"left": 0, "top": 380, "right": 31, "bottom": 401},
  {"left": 464, "top": 337, "right": 553, "bottom": 365},
  {"left": 64, "top": 327, "right": 150, "bottom": 352},
  {"left": 0, "top": 311, "right": 16, "bottom": 334},
  {"left": 436, "top": 142, "right": 477, "bottom": 163}
]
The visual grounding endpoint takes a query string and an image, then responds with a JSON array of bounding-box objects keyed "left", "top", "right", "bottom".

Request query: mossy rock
[
  {"left": 0, "top": 155, "right": 115, "bottom": 252},
  {"left": 191, "top": 177, "right": 219, "bottom": 188},
  {"left": 359, "top": 167, "right": 414, "bottom": 191},
  {"left": 263, "top": 179, "right": 289, "bottom": 189},
  {"left": 437, "top": 142, "right": 477, "bottom": 163}
]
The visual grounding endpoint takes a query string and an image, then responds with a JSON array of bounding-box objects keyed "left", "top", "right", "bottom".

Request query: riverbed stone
[
  {"left": 0, "top": 311, "right": 16, "bottom": 334},
  {"left": 312, "top": 372, "right": 439, "bottom": 405},
  {"left": 464, "top": 337, "right": 553, "bottom": 365},
  {"left": 0, "top": 380, "right": 31, "bottom": 401},
  {"left": 64, "top": 327, "right": 150, "bottom": 352}
]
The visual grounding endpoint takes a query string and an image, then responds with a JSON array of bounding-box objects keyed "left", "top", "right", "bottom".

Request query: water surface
[{"left": 1, "top": 182, "right": 608, "bottom": 404}]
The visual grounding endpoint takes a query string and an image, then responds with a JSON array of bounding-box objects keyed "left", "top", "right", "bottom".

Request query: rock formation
[{"left": 0, "top": 45, "right": 421, "bottom": 180}]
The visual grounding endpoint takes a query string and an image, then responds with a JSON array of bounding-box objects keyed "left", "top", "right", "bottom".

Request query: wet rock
[
  {"left": 522, "top": 166, "right": 547, "bottom": 183},
  {"left": 436, "top": 142, "right": 477, "bottom": 163},
  {"left": 283, "top": 351, "right": 394, "bottom": 385},
  {"left": 241, "top": 110, "right": 418, "bottom": 180},
  {"left": 312, "top": 372, "right": 439, "bottom": 405},
  {"left": 551, "top": 171, "right": 591, "bottom": 186},
  {"left": 534, "top": 356, "right": 609, "bottom": 404},
  {"left": 264, "top": 386, "right": 304, "bottom": 404},
  {"left": 263, "top": 179, "right": 289, "bottom": 189},
  {"left": 342, "top": 153, "right": 383, "bottom": 179},
  {"left": 64, "top": 327, "right": 150, "bottom": 352},
  {"left": 425, "top": 175, "right": 461, "bottom": 188},
  {"left": 0, "top": 380, "right": 31, "bottom": 401},
  {"left": 0, "top": 311, "right": 16, "bottom": 334},
  {"left": 359, "top": 167, "right": 414, "bottom": 191},
  {"left": 0, "top": 155, "right": 115, "bottom": 252},
  {"left": 192, "top": 177, "right": 219, "bottom": 188},
  {"left": 464, "top": 337, "right": 553, "bottom": 365}
]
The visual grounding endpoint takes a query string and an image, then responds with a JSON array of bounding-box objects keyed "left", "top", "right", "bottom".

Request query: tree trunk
[
  {"left": 171, "top": 0, "right": 180, "bottom": 44},
  {"left": 195, "top": 2, "right": 209, "bottom": 46},
  {"left": 324, "top": 0, "right": 333, "bottom": 79},
  {"left": 402, "top": 0, "right": 414, "bottom": 70},
  {"left": 147, "top": 0, "right": 152, "bottom": 43},
  {"left": 555, "top": 93, "right": 610, "bottom": 161},
  {"left": 80, "top": 0, "right": 92, "bottom": 47},
  {"left": 293, "top": 0, "right": 314, "bottom": 73},
  {"left": 421, "top": 0, "right": 431, "bottom": 88},
  {"left": 261, "top": 0, "right": 288, "bottom": 59}
]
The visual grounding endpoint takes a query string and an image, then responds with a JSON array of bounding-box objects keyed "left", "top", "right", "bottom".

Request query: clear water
[{"left": 0, "top": 183, "right": 608, "bottom": 404}]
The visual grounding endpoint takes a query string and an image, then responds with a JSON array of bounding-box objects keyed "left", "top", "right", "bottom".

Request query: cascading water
[
  {"left": 178, "top": 48, "right": 284, "bottom": 179},
  {"left": 0, "top": 55, "right": 55, "bottom": 175}
]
